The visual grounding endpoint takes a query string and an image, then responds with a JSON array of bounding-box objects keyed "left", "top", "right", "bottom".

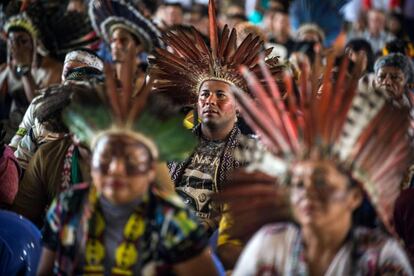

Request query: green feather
[
  {"left": 62, "top": 103, "right": 112, "bottom": 147},
  {"left": 135, "top": 111, "right": 196, "bottom": 161}
]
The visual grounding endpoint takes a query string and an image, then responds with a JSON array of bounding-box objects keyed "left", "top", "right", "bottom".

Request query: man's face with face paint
[
  {"left": 110, "top": 28, "right": 142, "bottom": 63},
  {"left": 290, "top": 160, "right": 362, "bottom": 229},
  {"left": 91, "top": 134, "right": 155, "bottom": 205},
  {"left": 197, "top": 80, "right": 238, "bottom": 131}
]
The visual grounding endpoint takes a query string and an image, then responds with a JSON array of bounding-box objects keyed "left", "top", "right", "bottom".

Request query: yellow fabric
[
  {"left": 217, "top": 212, "right": 242, "bottom": 247},
  {"left": 183, "top": 110, "right": 201, "bottom": 130}
]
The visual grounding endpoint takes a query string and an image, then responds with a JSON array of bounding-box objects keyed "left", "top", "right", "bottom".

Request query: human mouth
[
  {"left": 203, "top": 109, "right": 218, "bottom": 116},
  {"left": 106, "top": 179, "right": 126, "bottom": 188},
  {"left": 299, "top": 200, "right": 318, "bottom": 216}
]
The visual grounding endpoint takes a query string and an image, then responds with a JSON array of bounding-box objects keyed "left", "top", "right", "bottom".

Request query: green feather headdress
[{"left": 62, "top": 54, "right": 196, "bottom": 161}]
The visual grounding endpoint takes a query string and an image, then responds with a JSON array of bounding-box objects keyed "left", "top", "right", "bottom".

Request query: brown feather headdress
[
  {"left": 220, "top": 57, "right": 413, "bottom": 236},
  {"left": 148, "top": 0, "right": 285, "bottom": 107}
]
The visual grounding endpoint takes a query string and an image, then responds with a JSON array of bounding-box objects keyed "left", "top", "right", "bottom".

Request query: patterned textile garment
[
  {"left": 42, "top": 183, "right": 209, "bottom": 275},
  {"left": 9, "top": 92, "right": 64, "bottom": 169},
  {"left": 233, "top": 223, "right": 414, "bottom": 276},
  {"left": 169, "top": 124, "right": 252, "bottom": 235}
]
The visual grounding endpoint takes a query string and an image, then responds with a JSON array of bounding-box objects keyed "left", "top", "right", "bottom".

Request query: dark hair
[
  {"left": 292, "top": 40, "right": 316, "bottom": 64},
  {"left": 161, "top": 2, "right": 183, "bottom": 10},
  {"left": 6, "top": 26, "right": 32, "bottom": 37},
  {"left": 345, "top": 38, "right": 374, "bottom": 72},
  {"left": 191, "top": 3, "right": 208, "bottom": 17},
  {"left": 226, "top": 13, "right": 247, "bottom": 22},
  {"left": 384, "top": 39, "right": 410, "bottom": 56}
]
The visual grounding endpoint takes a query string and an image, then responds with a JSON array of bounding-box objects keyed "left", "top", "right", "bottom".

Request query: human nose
[
  {"left": 205, "top": 93, "right": 217, "bottom": 105},
  {"left": 108, "top": 158, "right": 126, "bottom": 175},
  {"left": 383, "top": 74, "right": 393, "bottom": 85},
  {"left": 112, "top": 39, "right": 122, "bottom": 50}
]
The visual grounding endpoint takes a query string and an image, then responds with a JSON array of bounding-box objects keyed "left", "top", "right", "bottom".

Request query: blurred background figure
[
  {"left": 155, "top": 2, "right": 184, "bottom": 29},
  {"left": 348, "top": 9, "right": 395, "bottom": 54},
  {"left": 219, "top": 4, "right": 247, "bottom": 29}
]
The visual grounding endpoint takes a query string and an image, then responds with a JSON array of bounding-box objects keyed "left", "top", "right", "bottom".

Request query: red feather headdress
[
  {"left": 224, "top": 57, "right": 413, "bottom": 236},
  {"left": 148, "top": 0, "right": 285, "bottom": 107}
]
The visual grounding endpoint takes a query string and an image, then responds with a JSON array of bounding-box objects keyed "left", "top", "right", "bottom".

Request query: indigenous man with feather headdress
[{"left": 150, "top": 0, "right": 283, "bottom": 236}]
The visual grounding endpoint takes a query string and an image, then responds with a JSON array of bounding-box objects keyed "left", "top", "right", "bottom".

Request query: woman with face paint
[
  {"left": 226, "top": 58, "right": 414, "bottom": 275},
  {"left": 36, "top": 45, "right": 218, "bottom": 276}
]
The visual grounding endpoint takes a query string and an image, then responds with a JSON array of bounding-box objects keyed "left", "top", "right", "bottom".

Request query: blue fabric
[
  {"left": 97, "top": 42, "right": 113, "bottom": 63},
  {"left": 212, "top": 252, "right": 225, "bottom": 276},
  {"left": 0, "top": 210, "right": 42, "bottom": 276}
]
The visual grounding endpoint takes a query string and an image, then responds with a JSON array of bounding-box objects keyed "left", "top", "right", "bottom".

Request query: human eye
[
  {"left": 216, "top": 91, "right": 227, "bottom": 100},
  {"left": 199, "top": 90, "right": 209, "bottom": 98},
  {"left": 391, "top": 74, "right": 403, "bottom": 81},
  {"left": 292, "top": 180, "right": 304, "bottom": 189}
]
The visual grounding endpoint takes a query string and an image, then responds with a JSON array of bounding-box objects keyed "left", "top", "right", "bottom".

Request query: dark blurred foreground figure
[
  {"left": 0, "top": 210, "right": 42, "bottom": 276},
  {"left": 215, "top": 57, "right": 414, "bottom": 275}
]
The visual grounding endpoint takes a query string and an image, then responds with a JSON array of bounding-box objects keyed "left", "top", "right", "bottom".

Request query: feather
[
  {"left": 149, "top": 0, "right": 281, "bottom": 106},
  {"left": 214, "top": 170, "right": 292, "bottom": 241},
  {"left": 208, "top": 0, "right": 218, "bottom": 61},
  {"left": 227, "top": 54, "right": 412, "bottom": 237}
]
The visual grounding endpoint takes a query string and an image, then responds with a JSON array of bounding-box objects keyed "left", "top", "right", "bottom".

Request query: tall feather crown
[
  {"left": 234, "top": 57, "right": 413, "bottom": 233},
  {"left": 88, "top": 0, "right": 163, "bottom": 53},
  {"left": 149, "top": 0, "right": 285, "bottom": 107}
]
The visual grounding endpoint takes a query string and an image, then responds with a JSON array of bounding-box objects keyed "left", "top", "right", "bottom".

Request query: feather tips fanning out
[
  {"left": 230, "top": 55, "right": 413, "bottom": 235},
  {"left": 149, "top": 0, "right": 279, "bottom": 107}
]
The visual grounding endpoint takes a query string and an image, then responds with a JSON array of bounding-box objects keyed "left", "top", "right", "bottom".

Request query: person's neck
[
  {"left": 115, "top": 60, "right": 138, "bottom": 81},
  {"left": 369, "top": 29, "right": 382, "bottom": 37},
  {"left": 274, "top": 31, "right": 290, "bottom": 44},
  {"left": 200, "top": 123, "right": 234, "bottom": 141},
  {"left": 302, "top": 217, "right": 351, "bottom": 259}
]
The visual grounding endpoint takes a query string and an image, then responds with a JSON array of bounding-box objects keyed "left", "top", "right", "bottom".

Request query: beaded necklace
[{"left": 83, "top": 191, "right": 146, "bottom": 276}]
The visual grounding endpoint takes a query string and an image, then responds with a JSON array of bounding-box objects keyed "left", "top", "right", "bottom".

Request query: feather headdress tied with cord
[
  {"left": 217, "top": 56, "right": 413, "bottom": 238},
  {"left": 88, "top": 0, "right": 163, "bottom": 53},
  {"left": 62, "top": 52, "right": 196, "bottom": 162},
  {"left": 149, "top": 0, "right": 286, "bottom": 107}
]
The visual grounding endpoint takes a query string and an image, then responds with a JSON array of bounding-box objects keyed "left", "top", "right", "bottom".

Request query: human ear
[{"left": 348, "top": 187, "right": 363, "bottom": 211}]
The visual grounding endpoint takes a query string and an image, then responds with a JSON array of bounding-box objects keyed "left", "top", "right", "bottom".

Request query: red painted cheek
[{"left": 216, "top": 101, "right": 235, "bottom": 113}]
